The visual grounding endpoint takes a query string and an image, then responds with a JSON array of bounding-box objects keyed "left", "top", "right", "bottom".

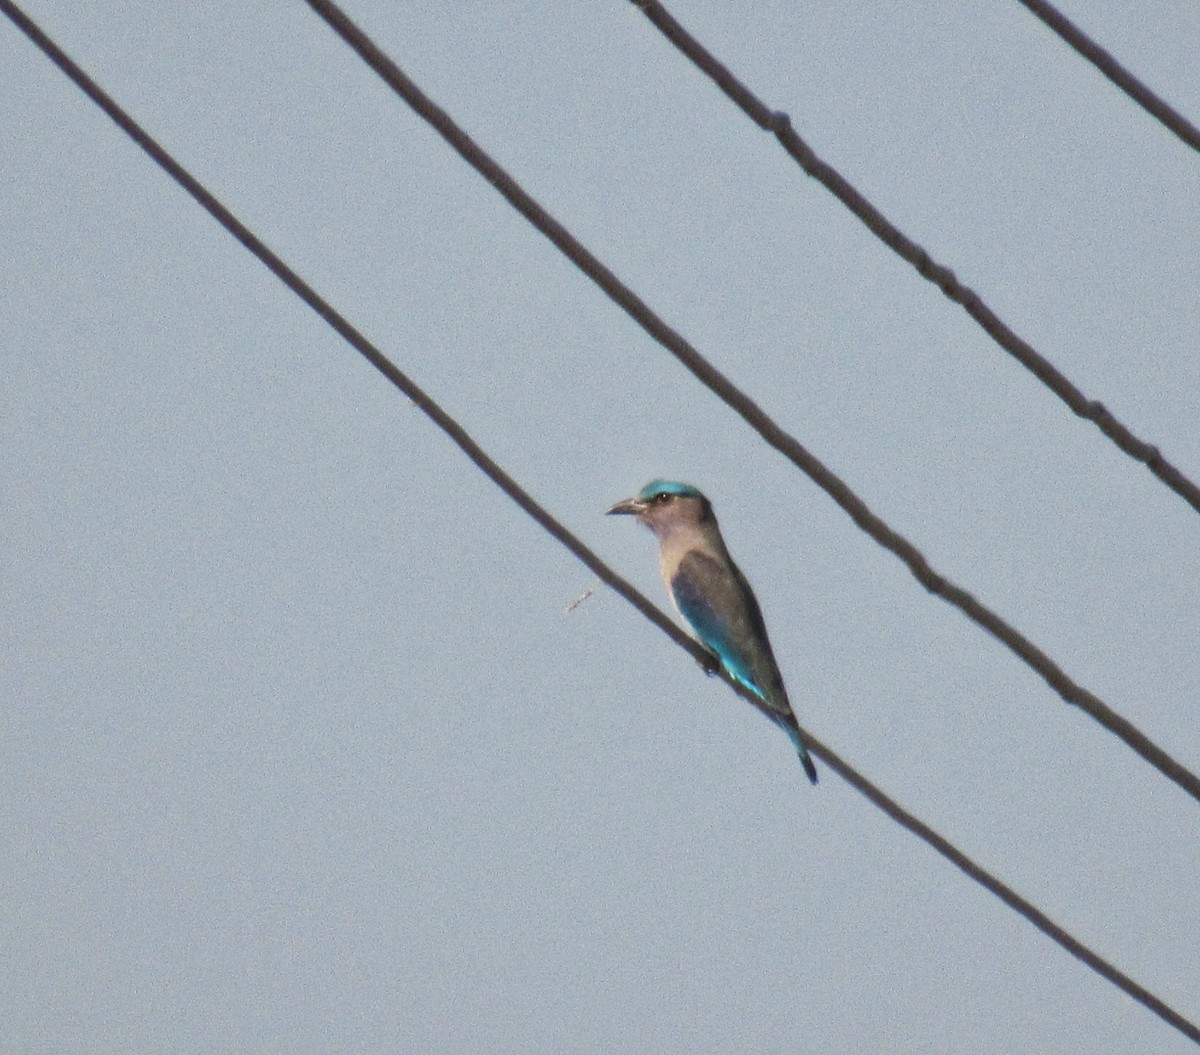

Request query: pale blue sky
[{"left": 4, "top": 2, "right": 1199, "bottom": 1052}]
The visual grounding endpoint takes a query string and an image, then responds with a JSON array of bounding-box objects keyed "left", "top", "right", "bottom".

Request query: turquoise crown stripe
[{"left": 638, "top": 479, "right": 703, "bottom": 501}]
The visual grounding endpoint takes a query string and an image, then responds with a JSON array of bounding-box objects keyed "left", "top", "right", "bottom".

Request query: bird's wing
[
  {"left": 673, "top": 549, "right": 818, "bottom": 783},
  {"left": 670, "top": 549, "right": 789, "bottom": 715}
]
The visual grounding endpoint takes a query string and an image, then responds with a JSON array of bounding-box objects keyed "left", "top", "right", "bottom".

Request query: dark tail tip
[{"left": 801, "top": 749, "right": 818, "bottom": 785}]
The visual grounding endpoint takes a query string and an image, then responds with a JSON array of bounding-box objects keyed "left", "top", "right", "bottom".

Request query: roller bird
[{"left": 608, "top": 480, "right": 817, "bottom": 783}]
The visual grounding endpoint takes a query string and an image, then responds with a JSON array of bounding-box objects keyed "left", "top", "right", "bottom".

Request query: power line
[
  {"left": 627, "top": 0, "right": 1200, "bottom": 519},
  {"left": 299, "top": 0, "right": 1200, "bottom": 806},
  {"left": 3, "top": 5, "right": 1195, "bottom": 1040},
  {"left": 1014, "top": 0, "right": 1200, "bottom": 154}
]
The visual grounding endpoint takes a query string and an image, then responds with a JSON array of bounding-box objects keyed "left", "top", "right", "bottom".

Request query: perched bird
[{"left": 608, "top": 480, "right": 818, "bottom": 783}]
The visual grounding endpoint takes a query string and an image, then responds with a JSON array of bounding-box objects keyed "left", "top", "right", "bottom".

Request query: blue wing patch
[{"left": 670, "top": 554, "right": 767, "bottom": 702}]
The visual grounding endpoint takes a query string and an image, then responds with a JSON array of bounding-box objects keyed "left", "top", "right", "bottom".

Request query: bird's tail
[
  {"left": 796, "top": 739, "right": 818, "bottom": 785},
  {"left": 776, "top": 715, "right": 818, "bottom": 784}
]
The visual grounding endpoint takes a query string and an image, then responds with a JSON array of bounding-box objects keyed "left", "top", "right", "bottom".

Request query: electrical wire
[
  {"left": 627, "top": 0, "right": 1200, "bottom": 519},
  {"left": 299, "top": 0, "right": 1200, "bottom": 806},
  {"left": 2, "top": 5, "right": 1195, "bottom": 1040},
  {"left": 1014, "top": 0, "right": 1200, "bottom": 154}
]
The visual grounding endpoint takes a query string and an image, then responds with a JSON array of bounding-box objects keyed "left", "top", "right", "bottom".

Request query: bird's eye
[{"left": 653, "top": 492, "right": 672, "bottom": 504}]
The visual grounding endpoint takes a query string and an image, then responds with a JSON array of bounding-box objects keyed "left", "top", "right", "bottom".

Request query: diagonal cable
[
  {"left": 2, "top": 5, "right": 1196, "bottom": 1039},
  {"left": 1014, "top": 0, "right": 1200, "bottom": 154},
  {"left": 296, "top": 0, "right": 1200, "bottom": 804},
  {"left": 628, "top": 0, "right": 1200, "bottom": 519}
]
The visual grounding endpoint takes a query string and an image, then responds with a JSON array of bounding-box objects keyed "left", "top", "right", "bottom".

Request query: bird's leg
[{"left": 696, "top": 648, "right": 721, "bottom": 678}]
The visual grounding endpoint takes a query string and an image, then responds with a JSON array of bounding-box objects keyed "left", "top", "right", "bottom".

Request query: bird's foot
[{"left": 696, "top": 651, "right": 721, "bottom": 677}]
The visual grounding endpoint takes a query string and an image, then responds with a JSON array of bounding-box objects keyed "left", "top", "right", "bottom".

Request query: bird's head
[{"left": 607, "top": 479, "right": 714, "bottom": 538}]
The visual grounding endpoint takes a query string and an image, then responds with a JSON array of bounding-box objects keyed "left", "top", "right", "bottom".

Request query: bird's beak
[{"left": 606, "top": 496, "right": 646, "bottom": 517}]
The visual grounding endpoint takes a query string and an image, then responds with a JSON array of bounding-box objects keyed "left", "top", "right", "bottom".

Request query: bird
[{"left": 607, "top": 479, "right": 818, "bottom": 783}]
